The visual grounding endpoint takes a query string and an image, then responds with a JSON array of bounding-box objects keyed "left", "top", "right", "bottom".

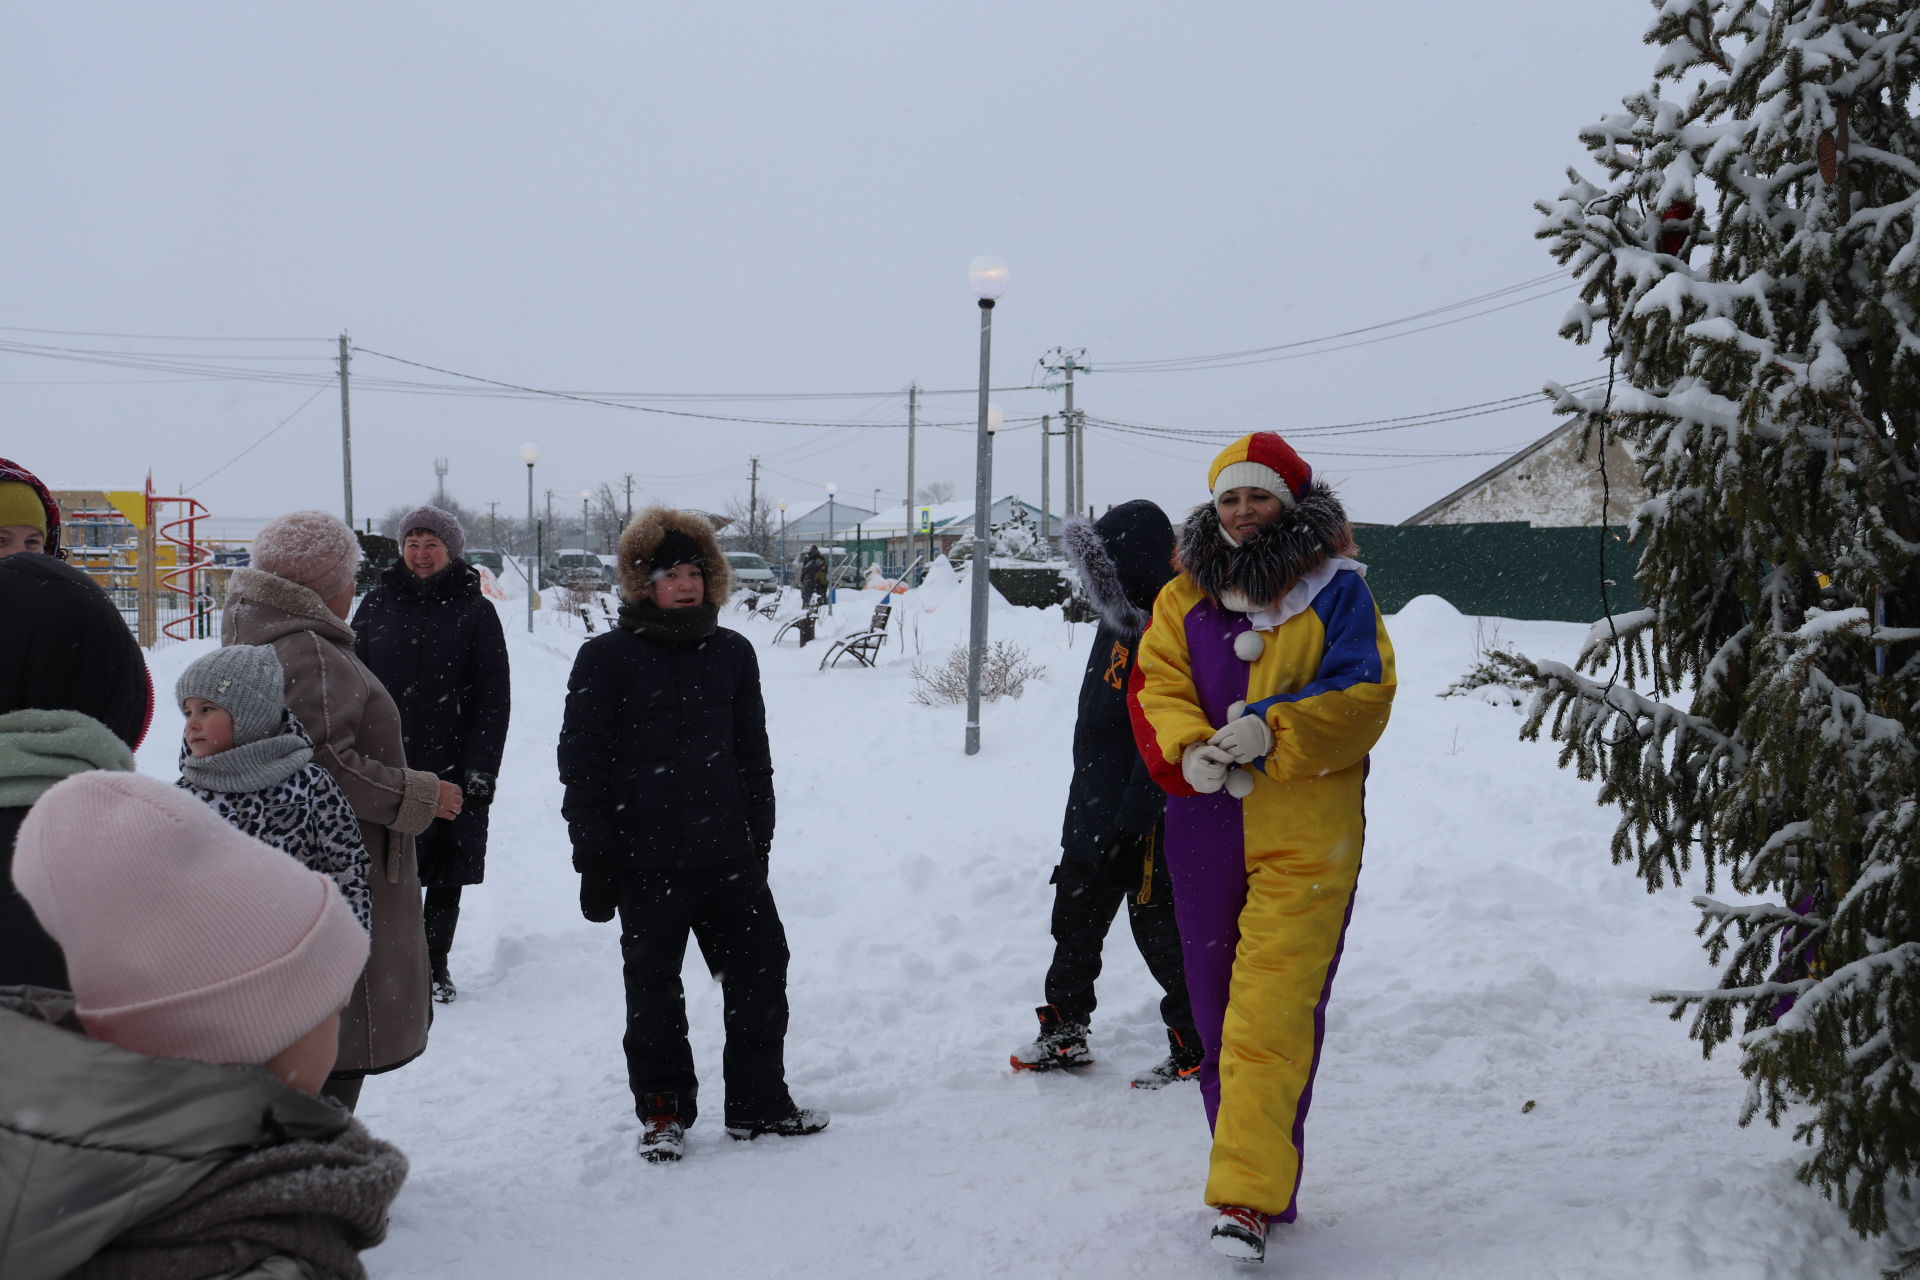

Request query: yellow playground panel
[{"left": 53, "top": 482, "right": 214, "bottom": 647}]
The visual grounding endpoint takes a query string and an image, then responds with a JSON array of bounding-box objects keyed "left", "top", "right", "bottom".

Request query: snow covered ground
[{"left": 136, "top": 583, "right": 1882, "bottom": 1278}]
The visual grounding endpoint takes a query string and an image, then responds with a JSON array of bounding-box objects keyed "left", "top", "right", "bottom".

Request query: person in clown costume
[{"left": 1128, "top": 431, "right": 1395, "bottom": 1263}]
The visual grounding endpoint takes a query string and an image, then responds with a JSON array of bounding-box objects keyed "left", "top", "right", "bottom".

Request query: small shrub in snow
[{"left": 910, "top": 642, "right": 1043, "bottom": 706}]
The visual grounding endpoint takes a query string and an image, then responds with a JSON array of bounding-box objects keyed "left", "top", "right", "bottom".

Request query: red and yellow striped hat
[{"left": 1208, "top": 432, "right": 1312, "bottom": 506}]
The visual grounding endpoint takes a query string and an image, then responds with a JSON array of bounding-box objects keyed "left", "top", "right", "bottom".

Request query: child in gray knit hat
[{"left": 175, "top": 645, "right": 372, "bottom": 927}]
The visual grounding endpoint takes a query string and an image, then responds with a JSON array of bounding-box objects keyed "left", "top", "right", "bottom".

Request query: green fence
[{"left": 1357, "top": 523, "right": 1640, "bottom": 622}]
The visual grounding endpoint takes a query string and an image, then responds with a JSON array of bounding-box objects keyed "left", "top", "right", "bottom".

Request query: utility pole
[
  {"left": 1041, "top": 348, "right": 1090, "bottom": 517},
  {"left": 748, "top": 456, "right": 761, "bottom": 548},
  {"left": 904, "top": 382, "right": 918, "bottom": 583},
  {"left": 623, "top": 473, "right": 634, "bottom": 526},
  {"left": 1040, "top": 414, "right": 1051, "bottom": 555},
  {"left": 337, "top": 333, "right": 354, "bottom": 528},
  {"left": 487, "top": 501, "right": 498, "bottom": 549},
  {"left": 545, "top": 490, "right": 554, "bottom": 539},
  {"left": 433, "top": 457, "right": 449, "bottom": 507}
]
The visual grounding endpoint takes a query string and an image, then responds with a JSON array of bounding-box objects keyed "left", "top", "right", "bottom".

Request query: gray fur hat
[
  {"left": 175, "top": 645, "right": 287, "bottom": 748},
  {"left": 395, "top": 504, "right": 465, "bottom": 561}
]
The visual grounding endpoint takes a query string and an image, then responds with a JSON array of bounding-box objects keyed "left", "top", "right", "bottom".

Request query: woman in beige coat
[{"left": 223, "top": 510, "right": 459, "bottom": 1109}]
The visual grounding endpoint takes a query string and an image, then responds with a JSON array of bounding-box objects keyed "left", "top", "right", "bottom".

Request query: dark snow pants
[
  {"left": 616, "top": 863, "right": 795, "bottom": 1129},
  {"left": 1044, "top": 842, "right": 1196, "bottom": 1038}
]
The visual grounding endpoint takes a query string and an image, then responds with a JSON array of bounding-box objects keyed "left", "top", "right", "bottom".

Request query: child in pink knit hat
[{"left": 0, "top": 771, "right": 407, "bottom": 1279}]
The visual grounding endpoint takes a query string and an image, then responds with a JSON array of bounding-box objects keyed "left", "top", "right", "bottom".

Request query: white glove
[
  {"left": 1181, "top": 742, "right": 1235, "bottom": 794},
  {"left": 1210, "top": 712, "right": 1274, "bottom": 764}
]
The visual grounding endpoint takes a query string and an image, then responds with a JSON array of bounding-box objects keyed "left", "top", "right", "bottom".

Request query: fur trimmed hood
[
  {"left": 615, "top": 508, "right": 732, "bottom": 604},
  {"left": 1176, "top": 481, "right": 1355, "bottom": 609},
  {"left": 1063, "top": 500, "right": 1175, "bottom": 637}
]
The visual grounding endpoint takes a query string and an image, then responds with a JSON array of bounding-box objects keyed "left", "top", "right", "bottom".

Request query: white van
[{"left": 724, "top": 551, "right": 777, "bottom": 594}]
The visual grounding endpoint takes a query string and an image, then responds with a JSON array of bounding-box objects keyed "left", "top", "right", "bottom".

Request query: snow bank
[{"left": 128, "top": 595, "right": 1880, "bottom": 1279}]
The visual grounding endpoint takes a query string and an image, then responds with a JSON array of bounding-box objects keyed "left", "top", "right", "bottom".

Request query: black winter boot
[{"left": 1009, "top": 1004, "right": 1092, "bottom": 1073}]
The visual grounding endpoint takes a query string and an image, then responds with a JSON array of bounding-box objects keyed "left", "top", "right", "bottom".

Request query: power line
[
  {"left": 1099, "top": 270, "right": 1572, "bottom": 372},
  {"left": 1081, "top": 374, "right": 1607, "bottom": 443},
  {"left": 350, "top": 347, "right": 987, "bottom": 430},
  {"left": 185, "top": 382, "right": 335, "bottom": 490},
  {"left": 0, "top": 323, "right": 327, "bottom": 342}
]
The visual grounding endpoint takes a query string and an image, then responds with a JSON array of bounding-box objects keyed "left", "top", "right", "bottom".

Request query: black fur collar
[{"left": 1176, "top": 482, "right": 1353, "bottom": 609}]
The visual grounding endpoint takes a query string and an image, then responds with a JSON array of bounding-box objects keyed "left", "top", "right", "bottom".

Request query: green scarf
[{"left": 0, "top": 708, "right": 137, "bottom": 808}]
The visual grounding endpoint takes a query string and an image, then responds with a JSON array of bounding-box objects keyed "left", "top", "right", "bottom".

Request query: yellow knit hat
[{"left": 0, "top": 481, "right": 47, "bottom": 535}]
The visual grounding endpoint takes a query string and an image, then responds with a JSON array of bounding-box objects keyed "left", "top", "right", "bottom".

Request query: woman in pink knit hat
[
  {"left": 223, "top": 509, "right": 461, "bottom": 1110},
  {"left": 0, "top": 770, "right": 408, "bottom": 1279}
]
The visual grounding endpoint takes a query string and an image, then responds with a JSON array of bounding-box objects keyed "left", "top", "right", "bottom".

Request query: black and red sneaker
[
  {"left": 1009, "top": 1004, "right": 1092, "bottom": 1073},
  {"left": 1209, "top": 1205, "right": 1268, "bottom": 1263},
  {"left": 1131, "top": 1027, "right": 1204, "bottom": 1089},
  {"left": 638, "top": 1092, "right": 684, "bottom": 1163}
]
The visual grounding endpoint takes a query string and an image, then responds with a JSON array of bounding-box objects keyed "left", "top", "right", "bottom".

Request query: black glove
[
  {"left": 463, "top": 770, "right": 497, "bottom": 808},
  {"left": 1104, "top": 830, "right": 1154, "bottom": 894},
  {"left": 579, "top": 870, "right": 621, "bottom": 924}
]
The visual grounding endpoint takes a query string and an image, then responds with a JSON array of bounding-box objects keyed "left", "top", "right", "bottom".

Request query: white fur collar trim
[{"left": 1219, "top": 557, "right": 1365, "bottom": 631}]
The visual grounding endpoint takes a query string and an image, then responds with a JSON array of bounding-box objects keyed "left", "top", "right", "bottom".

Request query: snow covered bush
[
  {"left": 1509, "top": 0, "right": 1920, "bottom": 1243},
  {"left": 910, "top": 642, "right": 1044, "bottom": 706}
]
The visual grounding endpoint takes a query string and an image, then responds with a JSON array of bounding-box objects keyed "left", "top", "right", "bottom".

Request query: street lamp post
[
  {"left": 825, "top": 482, "right": 838, "bottom": 613},
  {"left": 965, "top": 255, "right": 1008, "bottom": 756},
  {"left": 521, "top": 444, "right": 540, "bottom": 634},
  {"left": 778, "top": 501, "right": 788, "bottom": 585}
]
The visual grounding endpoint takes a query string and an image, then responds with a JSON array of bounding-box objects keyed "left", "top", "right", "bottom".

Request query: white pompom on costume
[{"left": 1234, "top": 631, "right": 1265, "bottom": 662}]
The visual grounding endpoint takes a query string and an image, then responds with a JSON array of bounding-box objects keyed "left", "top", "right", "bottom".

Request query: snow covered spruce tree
[{"left": 1519, "top": 0, "right": 1920, "bottom": 1240}]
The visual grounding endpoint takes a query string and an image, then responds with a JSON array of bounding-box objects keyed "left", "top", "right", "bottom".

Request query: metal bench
[{"left": 818, "top": 600, "right": 894, "bottom": 670}]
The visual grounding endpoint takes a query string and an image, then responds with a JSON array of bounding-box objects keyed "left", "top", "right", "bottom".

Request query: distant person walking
[
  {"left": 224, "top": 509, "right": 458, "bottom": 1111},
  {"left": 560, "top": 507, "right": 826, "bottom": 1163},
  {"left": 353, "top": 505, "right": 511, "bottom": 1004},
  {"left": 1129, "top": 432, "right": 1396, "bottom": 1263}
]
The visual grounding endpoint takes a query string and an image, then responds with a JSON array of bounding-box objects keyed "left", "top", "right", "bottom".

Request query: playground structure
[{"left": 52, "top": 478, "right": 219, "bottom": 647}]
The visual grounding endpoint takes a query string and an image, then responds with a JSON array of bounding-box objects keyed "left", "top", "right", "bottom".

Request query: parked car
[
  {"left": 543, "top": 549, "right": 613, "bottom": 590},
  {"left": 725, "top": 551, "right": 777, "bottom": 594},
  {"left": 465, "top": 547, "right": 505, "bottom": 574}
]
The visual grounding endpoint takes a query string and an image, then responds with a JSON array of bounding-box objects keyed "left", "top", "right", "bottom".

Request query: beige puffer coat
[{"left": 223, "top": 567, "right": 438, "bottom": 1075}]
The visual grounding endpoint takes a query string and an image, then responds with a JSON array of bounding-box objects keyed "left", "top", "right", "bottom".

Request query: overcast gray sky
[{"left": 4, "top": 1, "right": 1654, "bottom": 533}]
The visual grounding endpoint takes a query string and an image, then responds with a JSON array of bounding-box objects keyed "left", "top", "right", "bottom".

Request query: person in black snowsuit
[
  {"left": 559, "top": 507, "right": 826, "bottom": 1163},
  {"left": 1010, "top": 499, "right": 1202, "bottom": 1087},
  {"left": 0, "top": 552, "right": 153, "bottom": 990},
  {"left": 351, "top": 505, "right": 510, "bottom": 1004}
]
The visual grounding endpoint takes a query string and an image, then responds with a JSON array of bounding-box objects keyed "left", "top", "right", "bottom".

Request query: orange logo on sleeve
[{"left": 1103, "top": 641, "right": 1131, "bottom": 690}]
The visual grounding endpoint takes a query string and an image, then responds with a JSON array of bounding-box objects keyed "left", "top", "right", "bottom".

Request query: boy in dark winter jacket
[
  {"left": 1010, "top": 500, "right": 1202, "bottom": 1087},
  {"left": 175, "top": 644, "right": 373, "bottom": 928},
  {"left": 560, "top": 507, "right": 827, "bottom": 1163}
]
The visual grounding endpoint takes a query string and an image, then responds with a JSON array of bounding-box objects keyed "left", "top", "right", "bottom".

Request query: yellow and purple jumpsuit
[{"left": 1129, "top": 561, "right": 1394, "bottom": 1221}]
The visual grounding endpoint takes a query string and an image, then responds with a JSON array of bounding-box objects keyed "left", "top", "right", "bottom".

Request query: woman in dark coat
[
  {"left": 352, "top": 504, "right": 510, "bottom": 1004},
  {"left": 0, "top": 553, "right": 152, "bottom": 989},
  {"left": 559, "top": 507, "right": 824, "bottom": 1163}
]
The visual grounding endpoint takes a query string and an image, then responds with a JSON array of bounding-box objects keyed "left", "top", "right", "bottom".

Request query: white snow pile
[{"left": 133, "top": 585, "right": 1883, "bottom": 1278}]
